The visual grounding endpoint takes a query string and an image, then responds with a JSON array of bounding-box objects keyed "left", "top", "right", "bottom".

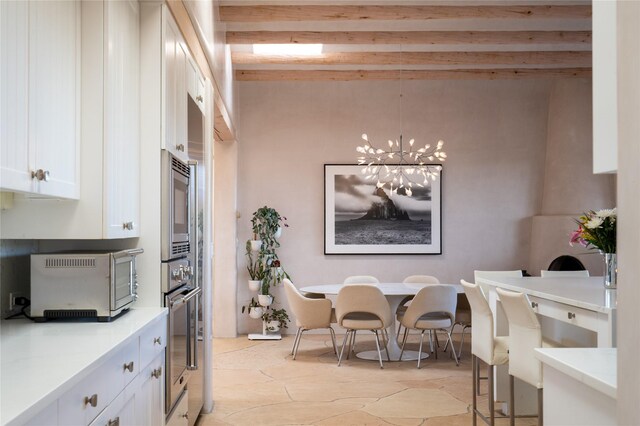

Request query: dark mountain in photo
[{"left": 357, "top": 188, "right": 411, "bottom": 221}]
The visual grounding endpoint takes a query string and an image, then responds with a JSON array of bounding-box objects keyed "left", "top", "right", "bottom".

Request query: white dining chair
[
  {"left": 540, "top": 270, "right": 589, "bottom": 278},
  {"left": 283, "top": 279, "right": 338, "bottom": 360},
  {"left": 496, "top": 288, "right": 559, "bottom": 426},
  {"left": 399, "top": 285, "right": 459, "bottom": 368},
  {"left": 335, "top": 284, "right": 391, "bottom": 369},
  {"left": 461, "top": 280, "right": 510, "bottom": 426},
  {"left": 474, "top": 270, "right": 523, "bottom": 282},
  {"left": 396, "top": 275, "right": 440, "bottom": 342},
  {"left": 343, "top": 275, "right": 379, "bottom": 284}
]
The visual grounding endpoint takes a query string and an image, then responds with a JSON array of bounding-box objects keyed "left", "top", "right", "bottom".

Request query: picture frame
[{"left": 324, "top": 164, "right": 442, "bottom": 255}]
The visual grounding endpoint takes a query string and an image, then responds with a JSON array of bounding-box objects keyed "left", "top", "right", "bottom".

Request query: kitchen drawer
[
  {"left": 88, "top": 387, "right": 135, "bottom": 426},
  {"left": 139, "top": 317, "right": 167, "bottom": 369},
  {"left": 529, "top": 296, "right": 600, "bottom": 332},
  {"left": 108, "top": 337, "right": 140, "bottom": 391},
  {"left": 59, "top": 338, "right": 138, "bottom": 425}
]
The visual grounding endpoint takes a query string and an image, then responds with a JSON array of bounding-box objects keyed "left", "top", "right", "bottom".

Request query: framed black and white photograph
[{"left": 324, "top": 164, "right": 442, "bottom": 255}]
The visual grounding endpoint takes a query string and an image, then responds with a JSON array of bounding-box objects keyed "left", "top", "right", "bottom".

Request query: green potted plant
[
  {"left": 246, "top": 241, "right": 266, "bottom": 291},
  {"left": 263, "top": 308, "right": 290, "bottom": 332},
  {"left": 241, "top": 298, "right": 263, "bottom": 319}
]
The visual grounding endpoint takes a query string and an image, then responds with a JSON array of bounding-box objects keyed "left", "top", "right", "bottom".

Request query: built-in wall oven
[
  {"left": 165, "top": 278, "right": 200, "bottom": 414},
  {"left": 162, "top": 150, "right": 191, "bottom": 261}
]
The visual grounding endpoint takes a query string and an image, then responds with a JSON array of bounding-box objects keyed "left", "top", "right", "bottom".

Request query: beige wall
[{"left": 234, "top": 79, "right": 608, "bottom": 334}]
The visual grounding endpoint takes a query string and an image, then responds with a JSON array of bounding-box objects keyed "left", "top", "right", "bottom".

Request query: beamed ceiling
[{"left": 220, "top": 1, "right": 592, "bottom": 81}]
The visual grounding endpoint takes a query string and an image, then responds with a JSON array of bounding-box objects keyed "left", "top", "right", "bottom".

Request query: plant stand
[{"left": 248, "top": 320, "right": 282, "bottom": 340}]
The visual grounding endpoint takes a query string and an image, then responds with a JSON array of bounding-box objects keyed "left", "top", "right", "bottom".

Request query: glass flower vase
[{"left": 603, "top": 253, "right": 617, "bottom": 289}]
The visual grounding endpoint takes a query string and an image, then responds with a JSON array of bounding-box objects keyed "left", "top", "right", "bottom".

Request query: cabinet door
[
  {"left": 0, "top": 0, "right": 31, "bottom": 193},
  {"left": 164, "top": 16, "right": 187, "bottom": 161},
  {"left": 29, "top": 0, "right": 80, "bottom": 199},
  {"left": 135, "top": 353, "right": 165, "bottom": 426},
  {"left": 104, "top": 0, "right": 140, "bottom": 238}
]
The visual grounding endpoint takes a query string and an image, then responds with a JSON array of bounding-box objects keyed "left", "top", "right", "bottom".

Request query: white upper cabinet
[
  {"left": 104, "top": 0, "right": 141, "bottom": 238},
  {"left": 187, "top": 57, "right": 206, "bottom": 114},
  {"left": 593, "top": 1, "right": 618, "bottom": 174},
  {"left": 0, "top": 0, "right": 140, "bottom": 239},
  {"left": 0, "top": 0, "right": 80, "bottom": 199},
  {"left": 164, "top": 15, "right": 189, "bottom": 162}
]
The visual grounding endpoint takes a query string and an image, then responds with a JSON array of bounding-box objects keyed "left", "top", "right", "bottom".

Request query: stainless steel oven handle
[
  {"left": 169, "top": 287, "right": 201, "bottom": 308},
  {"left": 124, "top": 248, "right": 144, "bottom": 256}
]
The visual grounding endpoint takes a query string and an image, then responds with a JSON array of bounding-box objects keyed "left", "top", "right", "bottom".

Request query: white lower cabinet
[
  {"left": 21, "top": 315, "right": 167, "bottom": 426},
  {"left": 165, "top": 390, "right": 189, "bottom": 426},
  {"left": 134, "top": 353, "right": 166, "bottom": 426}
]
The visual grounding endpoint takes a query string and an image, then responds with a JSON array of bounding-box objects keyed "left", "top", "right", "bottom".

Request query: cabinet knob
[
  {"left": 568, "top": 312, "right": 576, "bottom": 320},
  {"left": 531, "top": 302, "right": 538, "bottom": 308},
  {"left": 153, "top": 336, "right": 162, "bottom": 345},
  {"left": 108, "top": 417, "right": 120, "bottom": 426},
  {"left": 176, "top": 144, "right": 185, "bottom": 152},
  {"left": 122, "top": 221, "right": 134, "bottom": 230},
  {"left": 151, "top": 367, "right": 163, "bottom": 379},
  {"left": 123, "top": 361, "right": 134, "bottom": 372},
  {"left": 84, "top": 394, "right": 98, "bottom": 407},
  {"left": 196, "top": 95, "right": 203, "bottom": 103},
  {"left": 31, "top": 169, "right": 50, "bottom": 182},
  {"left": 182, "top": 412, "right": 189, "bottom": 420}
]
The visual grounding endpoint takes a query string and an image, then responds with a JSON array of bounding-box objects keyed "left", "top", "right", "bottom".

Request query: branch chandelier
[
  {"left": 355, "top": 50, "right": 446, "bottom": 197},
  {"left": 356, "top": 134, "right": 445, "bottom": 197}
]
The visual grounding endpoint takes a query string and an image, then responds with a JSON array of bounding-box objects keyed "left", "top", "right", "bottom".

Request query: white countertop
[
  {"left": 0, "top": 307, "right": 167, "bottom": 426},
  {"left": 477, "top": 276, "right": 616, "bottom": 313},
  {"left": 535, "top": 348, "right": 617, "bottom": 399}
]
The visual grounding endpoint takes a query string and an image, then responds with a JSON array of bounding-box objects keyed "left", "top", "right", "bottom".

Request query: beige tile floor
[{"left": 197, "top": 333, "right": 538, "bottom": 426}]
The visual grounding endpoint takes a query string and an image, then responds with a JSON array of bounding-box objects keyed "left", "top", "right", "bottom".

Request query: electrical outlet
[{"left": 9, "top": 292, "right": 25, "bottom": 311}]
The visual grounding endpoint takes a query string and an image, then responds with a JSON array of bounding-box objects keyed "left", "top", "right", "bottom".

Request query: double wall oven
[{"left": 162, "top": 151, "right": 203, "bottom": 425}]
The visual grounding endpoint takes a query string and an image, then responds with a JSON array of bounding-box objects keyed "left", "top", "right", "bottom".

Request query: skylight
[{"left": 252, "top": 44, "right": 323, "bottom": 56}]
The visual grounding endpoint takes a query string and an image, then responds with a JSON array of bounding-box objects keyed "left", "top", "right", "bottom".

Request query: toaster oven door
[{"left": 111, "top": 249, "right": 142, "bottom": 311}]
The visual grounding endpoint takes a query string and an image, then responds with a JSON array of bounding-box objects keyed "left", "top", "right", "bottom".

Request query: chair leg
[
  {"left": 509, "top": 374, "right": 515, "bottom": 426},
  {"left": 433, "top": 330, "right": 439, "bottom": 360},
  {"left": 328, "top": 327, "right": 338, "bottom": 359},
  {"left": 347, "top": 330, "right": 357, "bottom": 359},
  {"left": 399, "top": 327, "right": 409, "bottom": 361},
  {"left": 428, "top": 330, "right": 434, "bottom": 353},
  {"left": 443, "top": 323, "right": 456, "bottom": 352},
  {"left": 472, "top": 355, "right": 478, "bottom": 426},
  {"left": 382, "top": 329, "right": 391, "bottom": 361},
  {"left": 445, "top": 330, "right": 459, "bottom": 366},
  {"left": 291, "top": 327, "right": 302, "bottom": 355},
  {"left": 373, "top": 330, "right": 384, "bottom": 369},
  {"left": 458, "top": 325, "right": 469, "bottom": 360},
  {"left": 538, "top": 388, "right": 543, "bottom": 426},
  {"left": 417, "top": 330, "right": 425, "bottom": 369},
  {"left": 489, "top": 364, "right": 495, "bottom": 425},
  {"left": 476, "top": 358, "right": 482, "bottom": 396},
  {"left": 338, "top": 329, "right": 351, "bottom": 366},
  {"left": 292, "top": 329, "right": 305, "bottom": 360}
]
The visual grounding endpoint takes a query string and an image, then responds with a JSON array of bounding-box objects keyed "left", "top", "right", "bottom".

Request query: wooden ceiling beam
[
  {"left": 232, "top": 51, "right": 592, "bottom": 66},
  {"left": 220, "top": 5, "right": 591, "bottom": 22},
  {"left": 236, "top": 68, "right": 592, "bottom": 81},
  {"left": 227, "top": 30, "right": 592, "bottom": 45}
]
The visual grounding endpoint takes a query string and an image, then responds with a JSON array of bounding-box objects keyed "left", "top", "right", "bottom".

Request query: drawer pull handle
[
  {"left": 151, "top": 367, "right": 163, "bottom": 379},
  {"left": 122, "top": 221, "right": 134, "bottom": 230},
  {"left": 196, "top": 95, "right": 203, "bottom": 103},
  {"left": 531, "top": 302, "right": 538, "bottom": 308},
  {"left": 568, "top": 312, "right": 576, "bottom": 319},
  {"left": 176, "top": 144, "right": 185, "bottom": 152},
  {"left": 182, "top": 412, "right": 189, "bottom": 420},
  {"left": 108, "top": 417, "right": 120, "bottom": 426},
  {"left": 84, "top": 394, "right": 98, "bottom": 407},
  {"left": 153, "top": 336, "right": 162, "bottom": 345},
  {"left": 124, "top": 361, "right": 134, "bottom": 372}
]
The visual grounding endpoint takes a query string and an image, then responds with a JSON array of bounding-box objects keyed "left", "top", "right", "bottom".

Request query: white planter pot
[
  {"left": 248, "top": 280, "right": 261, "bottom": 292},
  {"left": 274, "top": 227, "right": 282, "bottom": 239},
  {"left": 250, "top": 240, "right": 262, "bottom": 251},
  {"left": 266, "top": 320, "right": 280, "bottom": 332},
  {"left": 258, "top": 294, "right": 273, "bottom": 307},
  {"left": 249, "top": 306, "right": 263, "bottom": 319}
]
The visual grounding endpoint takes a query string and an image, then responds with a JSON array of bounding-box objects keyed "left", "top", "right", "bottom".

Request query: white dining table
[{"left": 299, "top": 282, "right": 463, "bottom": 362}]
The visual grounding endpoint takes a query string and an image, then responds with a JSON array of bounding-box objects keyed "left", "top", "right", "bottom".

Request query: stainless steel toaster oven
[{"left": 30, "top": 248, "right": 143, "bottom": 322}]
